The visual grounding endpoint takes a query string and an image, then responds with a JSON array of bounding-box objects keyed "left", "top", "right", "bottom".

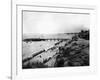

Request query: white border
[{"left": 12, "top": 2, "right": 97, "bottom": 80}]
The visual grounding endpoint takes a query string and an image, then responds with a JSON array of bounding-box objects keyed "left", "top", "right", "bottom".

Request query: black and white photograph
[{"left": 22, "top": 10, "right": 90, "bottom": 69}]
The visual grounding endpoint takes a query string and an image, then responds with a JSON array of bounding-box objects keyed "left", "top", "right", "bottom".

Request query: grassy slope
[{"left": 22, "top": 30, "right": 89, "bottom": 68}]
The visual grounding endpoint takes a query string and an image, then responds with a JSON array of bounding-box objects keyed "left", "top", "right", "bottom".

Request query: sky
[{"left": 23, "top": 11, "right": 90, "bottom": 34}]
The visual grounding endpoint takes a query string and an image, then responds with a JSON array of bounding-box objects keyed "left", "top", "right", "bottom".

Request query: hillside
[{"left": 22, "top": 30, "right": 89, "bottom": 69}]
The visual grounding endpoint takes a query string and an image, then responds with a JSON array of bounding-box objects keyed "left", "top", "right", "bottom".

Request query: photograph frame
[{"left": 11, "top": 1, "right": 97, "bottom": 80}]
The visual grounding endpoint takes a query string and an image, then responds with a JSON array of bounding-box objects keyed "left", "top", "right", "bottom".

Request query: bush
[{"left": 78, "top": 30, "right": 89, "bottom": 40}]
